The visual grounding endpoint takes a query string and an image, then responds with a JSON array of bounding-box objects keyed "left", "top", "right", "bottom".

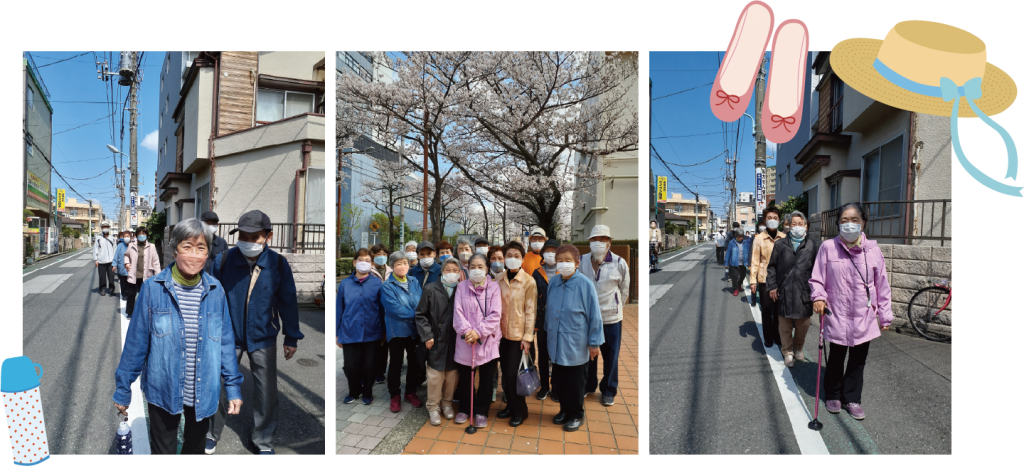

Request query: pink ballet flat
[
  {"left": 762, "top": 19, "right": 809, "bottom": 144},
  {"left": 711, "top": 1, "right": 774, "bottom": 122}
]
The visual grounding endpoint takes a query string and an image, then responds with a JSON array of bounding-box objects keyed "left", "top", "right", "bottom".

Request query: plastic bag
[{"left": 516, "top": 350, "right": 540, "bottom": 397}]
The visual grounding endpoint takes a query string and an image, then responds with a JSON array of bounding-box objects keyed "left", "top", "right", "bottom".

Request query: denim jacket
[
  {"left": 212, "top": 247, "right": 304, "bottom": 351},
  {"left": 112, "top": 239, "right": 129, "bottom": 276},
  {"left": 112, "top": 265, "right": 243, "bottom": 421}
]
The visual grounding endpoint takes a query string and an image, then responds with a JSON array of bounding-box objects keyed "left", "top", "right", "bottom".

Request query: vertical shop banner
[
  {"left": 657, "top": 176, "right": 667, "bottom": 201},
  {"left": 755, "top": 167, "right": 765, "bottom": 216}
]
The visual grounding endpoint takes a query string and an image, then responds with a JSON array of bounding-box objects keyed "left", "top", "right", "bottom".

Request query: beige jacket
[
  {"left": 125, "top": 241, "right": 161, "bottom": 285},
  {"left": 497, "top": 268, "right": 537, "bottom": 342},
  {"left": 750, "top": 230, "right": 786, "bottom": 284}
]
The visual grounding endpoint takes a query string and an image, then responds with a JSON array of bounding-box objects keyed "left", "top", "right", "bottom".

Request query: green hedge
[{"left": 337, "top": 258, "right": 354, "bottom": 278}]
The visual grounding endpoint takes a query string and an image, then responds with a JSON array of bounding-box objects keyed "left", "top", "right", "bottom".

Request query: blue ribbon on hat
[{"left": 874, "top": 58, "right": 1021, "bottom": 197}]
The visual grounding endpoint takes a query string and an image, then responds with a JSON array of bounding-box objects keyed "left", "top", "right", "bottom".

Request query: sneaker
[
  {"left": 795, "top": 350, "right": 805, "bottom": 361},
  {"left": 825, "top": 400, "right": 841, "bottom": 414},
  {"left": 259, "top": 449, "right": 275, "bottom": 455},
  {"left": 454, "top": 412, "right": 469, "bottom": 424},
  {"left": 442, "top": 406, "right": 455, "bottom": 420},
  {"left": 390, "top": 395, "right": 402, "bottom": 413},
  {"left": 405, "top": 393, "right": 423, "bottom": 408},
  {"left": 205, "top": 438, "right": 216, "bottom": 455},
  {"left": 733, "top": 290, "right": 739, "bottom": 296},
  {"left": 601, "top": 394, "right": 615, "bottom": 406},
  {"left": 100, "top": 289, "right": 106, "bottom": 297},
  {"left": 473, "top": 414, "right": 488, "bottom": 428},
  {"left": 428, "top": 409, "right": 443, "bottom": 426},
  {"left": 342, "top": 395, "right": 357, "bottom": 404},
  {"left": 784, "top": 354, "right": 794, "bottom": 368},
  {"left": 536, "top": 388, "right": 549, "bottom": 400},
  {"left": 844, "top": 402, "right": 866, "bottom": 420},
  {"left": 362, "top": 396, "right": 374, "bottom": 405},
  {"left": 375, "top": 374, "right": 386, "bottom": 384},
  {"left": 551, "top": 391, "right": 559, "bottom": 402}
]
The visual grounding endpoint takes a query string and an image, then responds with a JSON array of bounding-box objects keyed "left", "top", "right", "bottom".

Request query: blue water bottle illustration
[
  {"left": 1, "top": 356, "right": 49, "bottom": 465},
  {"left": 116, "top": 416, "right": 132, "bottom": 455}
]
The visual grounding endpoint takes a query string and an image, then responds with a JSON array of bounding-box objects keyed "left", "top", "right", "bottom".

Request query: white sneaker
[
  {"left": 784, "top": 354, "right": 795, "bottom": 368},
  {"left": 795, "top": 350, "right": 805, "bottom": 361}
]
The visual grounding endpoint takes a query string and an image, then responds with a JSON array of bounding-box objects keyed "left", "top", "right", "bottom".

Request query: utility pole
[
  {"left": 422, "top": 108, "right": 429, "bottom": 241},
  {"left": 124, "top": 52, "right": 141, "bottom": 229},
  {"left": 753, "top": 54, "right": 768, "bottom": 222}
]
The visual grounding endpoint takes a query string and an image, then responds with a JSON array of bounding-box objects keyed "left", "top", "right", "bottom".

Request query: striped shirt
[
  {"left": 394, "top": 276, "right": 410, "bottom": 292},
  {"left": 174, "top": 281, "right": 204, "bottom": 407}
]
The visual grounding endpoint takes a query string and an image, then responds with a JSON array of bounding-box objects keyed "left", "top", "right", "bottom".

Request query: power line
[
  {"left": 651, "top": 82, "right": 712, "bottom": 101},
  {"left": 59, "top": 167, "right": 114, "bottom": 181},
  {"left": 34, "top": 112, "right": 116, "bottom": 141},
  {"left": 660, "top": 150, "right": 728, "bottom": 168},
  {"left": 651, "top": 144, "right": 698, "bottom": 197},
  {"left": 33, "top": 52, "right": 90, "bottom": 69},
  {"left": 652, "top": 131, "right": 724, "bottom": 140}
]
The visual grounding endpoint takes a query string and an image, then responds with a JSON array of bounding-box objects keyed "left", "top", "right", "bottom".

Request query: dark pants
[
  {"left": 119, "top": 275, "right": 136, "bottom": 317},
  {"left": 148, "top": 403, "right": 209, "bottom": 455},
  {"left": 97, "top": 262, "right": 114, "bottom": 291},
  {"left": 729, "top": 265, "right": 747, "bottom": 291},
  {"left": 342, "top": 341, "right": 380, "bottom": 399},
  {"left": 374, "top": 339, "right": 389, "bottom": 380},
  {"left": 716, "top": 246, "right": 725, "bottom": 263},
  {"left": 552, "top": 363, "right": 588, "bottom": 421},
  {"left": 209, "top": 345, "right": 279, "bottom": 451},
  {"left": 757, "top": 283, "right": 781, "bottom": 347},
  {"left": 498, "top": 338, "right": 529, "bottom": 417},
  {"left": 585, "top": 321, "right": 622, "bottom": 397},
  {"left": 457, "top": 359, "right": 497, "bottom": 416},
  {"left": 824, "top": 341, "right": 871, "bottom": 404},
  {"left": 387, "top": 336, "right": 424, "bottom": 397},
  {"left": 536, "top": 329, "right": 551, "bottom": 392}
]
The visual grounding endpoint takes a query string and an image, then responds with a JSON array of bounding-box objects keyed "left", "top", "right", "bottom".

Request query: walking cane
[
  {"left": 465, "top": 336, "right": 478, "bottom": 435},
  {"left": 808, "top": 307, "right": 831, "bottom": 431}
]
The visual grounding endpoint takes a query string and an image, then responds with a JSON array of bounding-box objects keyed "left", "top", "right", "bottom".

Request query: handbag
[{"left": 516, "top": 350, "right": 540, "bottom": 397}]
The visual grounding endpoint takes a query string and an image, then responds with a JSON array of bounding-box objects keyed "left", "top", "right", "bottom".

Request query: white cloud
[{"left": 141, "top": 130, "right": 158, "bottom": 151}]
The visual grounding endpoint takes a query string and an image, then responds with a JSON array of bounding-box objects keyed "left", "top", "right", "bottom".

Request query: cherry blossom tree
[{"left": 358, "top": 157, "right": 417, "bottom": 250}]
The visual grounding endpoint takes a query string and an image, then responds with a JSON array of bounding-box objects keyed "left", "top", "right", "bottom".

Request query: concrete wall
[
  {"left": 574, "top": 153, "right": 639, "bottom": 242},
  {"left": 181, "top": 67, "right": 214, "bottom": 173},
  {"left": 214, "top": 142, "right": 299, "bottom": 225},
  {"left": 258, "top": 52, "right": 325, "bottom": 81},
  {"left": 156, "top": 52, "right": 185, "bottom": 216},
  {"left": 911, "top": 113, "right": 953, "bottom": 246}
]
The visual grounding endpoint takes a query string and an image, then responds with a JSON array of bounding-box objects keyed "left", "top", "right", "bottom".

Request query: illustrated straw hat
[{"left": 831, "top": 20, "right": 1016, "bottom": 118}]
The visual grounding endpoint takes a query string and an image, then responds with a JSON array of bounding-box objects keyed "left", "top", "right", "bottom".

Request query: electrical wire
[
  {"left": 652, "top": 131, "right": 724, "bottom": 140},
  {"left": 651, "top": 82, "right": 712, "bottom": 102},
  {"left": 33, "top": 52, "right": 90, "bottom": 69},
  {"left": 660, "top": 149, "right": 727, "bottom": 168}
]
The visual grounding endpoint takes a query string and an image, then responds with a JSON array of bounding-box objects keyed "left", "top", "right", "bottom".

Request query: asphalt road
[
  {"left": 22, "top": 248, "right": 326, "bottom": 455},
  {"left": 649, "top": 242, "right": 951, "bottom": 455}
]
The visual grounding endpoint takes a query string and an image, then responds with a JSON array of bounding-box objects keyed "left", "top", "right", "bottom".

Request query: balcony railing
[
  {"left": 183, "top": 222, "right": 327, "bottom": 254},
  {"left": 820, "top": 199, "right": 950, "bottom": 246},
  {"left": 819, "top": 95, "right": 844, "bottom": 134}
]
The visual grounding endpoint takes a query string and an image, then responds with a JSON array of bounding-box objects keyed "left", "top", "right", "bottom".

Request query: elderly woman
[
  {"left": 381, "top": 251, "right": 425, "bottom": 413},
  {"left": 546, "top": 244, "right": 604, "bottom": 432},
  {"left": 810, "top": 203, "right": 893, "bottom": 421},
  {"left": 404, "top": 241, "right": 419, "bottom": 268},
  {"left": 495, "top": 241, "right": 537, "bottom": 426},
  {"left": 337, "top": 249, "right": 385, "bottom": 405},
  {"left": 123, "top": 226, "right": 161, "bottom": 319},
  {"left": 415, "top": 257, "right": 463, "bottom": 425},
  {"left": 452, "top": 253, "right": 502, "bottom": 429},
  {"left": 370, "top": 243, "right": 392, "bottom": 281},
  {"left": 531, "top": 239, "right": 560, "bottom": 401},
  {"left": 455, "top": 238, "right": 474, "bottom": 276},
  {"left": 766, "top": 211, "right": 820, "bottom": 368},
  {"left": 487, "top": 246, "right": 505, "bottom": 281},
  {"left": 724, "top": 227, "right": 752, "bottom": 297},
  {"left": 112, "top": 218, "right": 242, "bottom": 454}
]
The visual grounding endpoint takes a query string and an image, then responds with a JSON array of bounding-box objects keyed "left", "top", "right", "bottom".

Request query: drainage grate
[{"left": 297, "top": 358, "right": 318, "bottom": 367}]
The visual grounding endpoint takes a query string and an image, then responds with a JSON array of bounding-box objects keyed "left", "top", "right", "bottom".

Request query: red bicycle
[{"left": 907, "top": 279, "right": 951, "bottom": 342}]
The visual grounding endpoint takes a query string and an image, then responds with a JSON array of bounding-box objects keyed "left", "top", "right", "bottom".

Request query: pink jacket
[
  {"left": 809, "top": 234, "right": 894, "bottom": 347},
  {"left": 452, "top": 278, "right": 502, "bottom": 366},
  {"left": 125, "top": 241, "right": 161, "bottom": 285}
]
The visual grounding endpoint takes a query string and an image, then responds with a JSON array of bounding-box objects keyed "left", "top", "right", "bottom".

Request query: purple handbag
[{"left": 516, "top": 350, "right": 540, "bottom": 397}]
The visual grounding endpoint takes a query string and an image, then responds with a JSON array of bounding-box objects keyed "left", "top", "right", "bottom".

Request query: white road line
[
  {"left": 118, "top": 292, "right": 151, "bottom": 454},
  {"left": 649, "top": 284, "right": 674, "bottom": 308},
  {"left": 743, "top": 278, "right": 829, "bottom": 455},
  {"left": 662, "top": 260, "right": 700, "bottom": 272},
  {"left": 23, "top": 249, "right": 91, "bottom": 277},
  {"left": 22, "top": 274, "right": 74, "bottom": 297}
]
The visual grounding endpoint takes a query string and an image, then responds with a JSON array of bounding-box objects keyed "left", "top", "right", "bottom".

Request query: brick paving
[{"left": 336, "top": 348, "right": 427, "bottom": 454}]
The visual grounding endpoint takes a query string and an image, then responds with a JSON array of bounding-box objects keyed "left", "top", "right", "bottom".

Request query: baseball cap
[
  {"left": 200, "top": 211, "right": 220, "bottom": 223},
  {"left": 529, "top": 227, "right": 546, "bottom": 238},
  {"left": 229, "top": 210, "right": 272, "bottom": 235},
  {"left": 417, "top": 241, "right": 435, "bottom": 253}
]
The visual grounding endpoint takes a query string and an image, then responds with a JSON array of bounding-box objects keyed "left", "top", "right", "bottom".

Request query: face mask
[
  {"left": 405, "top": 251, "right": 417, "bottom": 261},
  {"left": 175, "top": 252, "right": 207, "bottom": 276},
  {"left": 590, "top": 241, "right": 608, "bottom": 256},
  {"left": 236, "top": 240, "right": 265, "bottom": 258},
  {"left": 543, "top": 252, "right": 556, "bottom": 265},
  {"left": 839, "top": 223, "right": 862, "bottom": 242},
  {"left": 530, "top": 241, "right": 544, "bottom": 252},
  {"left": 137, "top": 235, "right": 147, "bottom": 243},
  {"left": 373, "top": 256, "right": 387, "bottom": 266},
  {"left": 556, "top": 261, "right": 576, "bottom": 278},
  {"left": 354, "top": 261, "right": 372, "bottom": 273},
  {"left": 651, "top": 224, "right": 657, "bottom": 229},
  {"left": 490, "top": 262, "right": 504, "bottom": 273},
  {"left": 204, "top": 224, "right": 218, "bottom": 236},
  {"left": 758, "top": 226, "right": 767, "bottom": 232},
  {"left": 439, "top": 254, "right": 452, "bottom": 262},
  {"left": 468, "top": 269, "right": 486, "bottom": 283},
  {"left": 459, "top": 251, "right": 472, "bottom": 261},
  {"left": 442, "top": 273, "right": 459, "bottom": 285},
  {"left": 393, "top": 264, "right": 410, "bottom": 276},
  {"left": 766, "top": 219, "right": 779, "bottom": 230},
  {"left": 419, "top": 257, "right": 435, "bottom": 269},
  {"left": 102, "top": 229, "right": 109, "bottom": 235},
  {"left": 476, "top": 247, "right": 488, "bottom": 255},
  {"left": 505, "top": 257, "right": 522, "bottom": 270},
  {"left": 790, "top": 226, "right": 807, "bottom": 239}
]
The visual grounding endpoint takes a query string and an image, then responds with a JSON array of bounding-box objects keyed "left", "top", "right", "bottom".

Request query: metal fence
[
  {"left": 820, "top": 199, "right": 950, "bottom": 245},
  {"left": 214, "top": 223, "right": 326, "bottom": 254},
  {"left": 628, "top": 247, "right": 638, "bottom": 304}
]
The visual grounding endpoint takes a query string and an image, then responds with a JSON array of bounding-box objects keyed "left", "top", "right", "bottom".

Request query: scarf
[{"left": 172, "top": 264, "right": 201, "bottom": 287}]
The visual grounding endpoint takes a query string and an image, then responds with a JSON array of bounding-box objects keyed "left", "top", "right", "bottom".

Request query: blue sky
[
  {"left": 28, "top": 51, "right": 163, "bottom": 217},
  {"left": 650, "top": 51, "right": 777, "bottom": 215}
]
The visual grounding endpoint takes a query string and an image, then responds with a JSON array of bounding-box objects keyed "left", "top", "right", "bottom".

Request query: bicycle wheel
[{"left": 907, "top": 286, "right": 951, "bottom": 342}]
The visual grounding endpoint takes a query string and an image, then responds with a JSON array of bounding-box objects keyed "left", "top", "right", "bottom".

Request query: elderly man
[
  {"left": 201, "top": 211, "right": 229, "bottom": 273},
  {"left": 94, "top": 221, "right": 117, "bottom": 296},
  {"left": 404, "top": 241, "right": 419, "bottom": 268},
  {"left": 715, "top": 229, "right": 728, "bottom": 264},
  {"left": 578, "top": 225, "right": 630, "bottom": 406},
  {"left": 409, "top": 241, "right": 441, "bottom": 286},
  {"left": 207, "top": 210, "right": 304, "bottom": 455},
  {"left": 523, "top": 227, "right": 547, "bottom": 276},
  {"left": 750, "top": 205, "right": 786, "bottom": 348}
]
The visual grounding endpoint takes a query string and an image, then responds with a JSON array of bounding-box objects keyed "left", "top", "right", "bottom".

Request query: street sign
[
  {"left": 130, "top": 192, "right": 138, "bottom": 227},
  {"left": 360, "top": 232, "right": 369, "bottom": 249},
  {"left": 657, "top": 176, "right": 667, "bottom": 201},
  {"left": 755, "top": 167, "right": 766, "bottom": 216},
  {"left": 369, "top": 220, "right": 380, "bottom": 232},
  {"left": 56, "top": 189, "right": 65, "bottom": 212}
]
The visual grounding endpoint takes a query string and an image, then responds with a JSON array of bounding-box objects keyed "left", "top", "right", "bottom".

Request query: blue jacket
[
  {"left": 113, "top": 239, "right": 129, "bottom": 276},
  {"left": 337, "top": 272, "right": 385, "bottom": 344},
  {"left": 725, "top": 237, "right": 753, "bottom": 267},
  {"left": 212, "top": 246, "right": 304, "bottom": 351},
  {"left": 409, "top": 262, "right": 442, "bottom": 287},
  {"left": 203, "top": 235, "right": 229, "bottom": 274},
  {"left": 545, "top": 271, "right": 605, "bottom": 367},
  {"left": 113, "top": 265, "right": 243, "bottom": 421},
  {"left": 381, "top": 275, "right": 422, "bottom": 341}
]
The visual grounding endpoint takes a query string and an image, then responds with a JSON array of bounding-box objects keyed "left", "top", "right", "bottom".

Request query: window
[
  {"left": 862, "top": 135, "right": 905, "bottom": 202},
  {"left": 27, "top": 86, "right": 34, "bottom": 109},
  {"left": 741, "top": 207, "right": 748, "bottom": 214},
  {"left": 829, "top": 180, "right": 841, "bottom": 210},
  {"left": 256, "top": 89, "right": 315, "bottom": 123},
  {"left": 26, "top": 135, "right": 33, "bottom": 157},
  {"left": 830, "top": 77, "right": 844, "bottom": 133},
  {"left": 195, "top": 183, "right": 209, "bottom": 215},
  {"left": 305, "top": 168, "right": 325, "bottom": 223},
  {"left": 175, "top": 125, "right": 184, "bottom": 172}
]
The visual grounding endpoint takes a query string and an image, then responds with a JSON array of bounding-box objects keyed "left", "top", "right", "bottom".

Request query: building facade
[
  {"left": 765, "top": 165, "right": 776, "bottom": 204},
  {"left": 24, "top": 53, "right": 55, "bottom": 255},
  {"left": 774, "top": 53, "right": 815, "bottom": 207},
  {"left": 663, "top": 192, "right": 711, "bottom": 239}
]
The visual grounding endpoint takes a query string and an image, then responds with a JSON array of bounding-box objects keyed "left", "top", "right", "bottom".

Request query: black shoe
[
  {"left": 551, "top": 391, "right": 559, "bottom": 402},
  {"left": 563, "top": 418, "right": 582, "bottom": 432},
  {"left": 496, "top": 408, "right": 512, "bottom": 419},
  {"left": 536, "top": 388, "right": 549, "bottom": 400},
  {"left": 553, "top": 412, "right": 567, "bottom": 425},
  {"left": 99, "top": 289, "right": 106, "bottom": 296},
  {"left": 509, "top": 415, "right": 525, "bottom": 427}
]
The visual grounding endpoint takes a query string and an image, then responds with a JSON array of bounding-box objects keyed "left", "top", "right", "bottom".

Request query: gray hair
[
  {"left": 389, "top": 251, "right": 409, "bottom": 268},
  {"left": 405, "top": 241, "right": 418, "bottom": 251},
  {"left": 170, "top": 217, "right": 213, "bottom": 255},
  {"left": 782, "top": 213, "right": 793, "bottom": 224},
  {"left": 467, "top": 252, "right": 488, "bottom": 267},
  {"left": 789, "top": 210, "right": 806, "bottom": 224},
  {"left": 440, "top": 257, "right": 462, "bottom": 273},
  {"left": 456, "top": 237, "right": 472, "bottom": 248}
]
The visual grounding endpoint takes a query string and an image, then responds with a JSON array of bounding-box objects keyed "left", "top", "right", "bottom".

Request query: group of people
[
  {"left": 111, "top": 210, "right": 304, "bottom": 455},
  {"left": 713, "top": 203, "right": 894, "bottom": 421},
  {"left": 92, "top": 221, "right": 160, "bottom": 318},
  {"left": 337, "top": 225, "right": 630, "bottom": 432}
]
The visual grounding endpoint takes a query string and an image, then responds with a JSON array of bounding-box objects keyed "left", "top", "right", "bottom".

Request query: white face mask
[
  {"left": 556, "top": 261, "right": 576, "bottom": 278},
  {"left": 405, "top": 251, "right": 417, "bottom": 261},
  {"left": 758, "top": 226, "right": 767, "bottom": 232},
  {"left": 354, "top": 261, "right": 372, "bottom": 273},
  {"left": 530, "top": 241, "right": 544, "bottom": 252},
  {"left": 839, "top": 223, "right": 862, "bottom": 242},
  {"left": 468, "top": 268, "right": 486, "bottom": 283},
  {"left": 476, "top": 247, "right": 489, "bottom": 255},
  {"left": 419, "top": 257, "right": 435, "bottom": 269},
  {"left": 236, "top": 240, "right": 265, "bottom": 258},
  {"left": 542, "top": 252, "right": 556, "bottom": 265},
  {"left": 102, "top": 229, "right": 110, "bottom": 235},
  {"left": 505, "top": 257, "right": 522, "bottom": 270},
  {"left": 790, "top": 226, "right": 807, "bottom": 239},
  {"left": 766, "top": 219, "right": 779, "bottom": 230},
  {"left": 204, "top": 224, "right": 218, "bottom": 236},
  {"left": 459, "top": 251, "right": 472, "bottom": 262},
  {"left": 590, "top": 241, "right": 608, "bottom": 257},
  {"left": 441, "top": 272, "right": 459, "bottom": 285}
]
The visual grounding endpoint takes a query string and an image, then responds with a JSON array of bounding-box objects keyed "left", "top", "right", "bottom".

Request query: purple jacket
[
  {"left": 452, "top": 279, "right": 502, "bottom": 366},
  {"left": 809, "top": 234, "right": 894, "bottom": 347}
]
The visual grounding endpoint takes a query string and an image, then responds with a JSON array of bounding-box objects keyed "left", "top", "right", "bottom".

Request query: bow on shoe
[
  {"left": 771, "top": 114, "right": 795, "bottom": 132},
  {"left": 716, "top": 90, "right": 741, "bottom": 109},
  {"left": 941, "top": 77, "right": 1021, "bottom": 196}
]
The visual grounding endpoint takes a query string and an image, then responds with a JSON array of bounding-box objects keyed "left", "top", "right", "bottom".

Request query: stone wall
[{"left": 880, "top": 244, "right": 951, "bottom": 327}]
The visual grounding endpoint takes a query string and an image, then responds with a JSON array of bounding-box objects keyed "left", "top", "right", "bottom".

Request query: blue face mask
[
  {"left": 137, "top": 235, "right": 147, "bottom": 243},
  {"left": 439, "top": 254, "right": 452, "bottom": 262},
  {"left": 373, "top": 256, "right": 387, "bottom": 266}
]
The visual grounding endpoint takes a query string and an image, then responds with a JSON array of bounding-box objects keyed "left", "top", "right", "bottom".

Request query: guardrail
[{"left": 820, "top": 199, "right": 950, "bottom": 246}]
